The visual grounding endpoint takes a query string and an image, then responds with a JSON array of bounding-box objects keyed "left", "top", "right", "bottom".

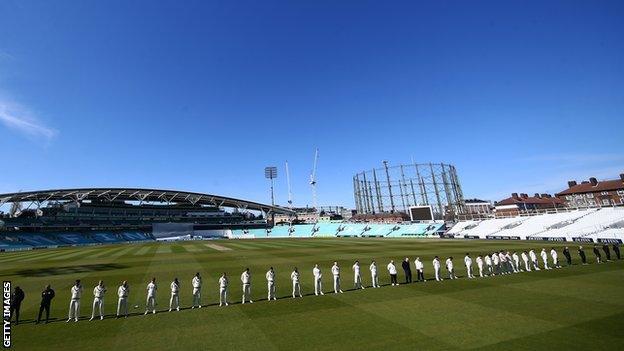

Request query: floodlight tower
[
  {"left": 309, "top": 148, "right": 319, "bottom": 210},
  {"left": 285, "top": 161, "right": 293, "bottom": 209},
  {"left": 264, "top": 166, "right": 278, "bottom": 206}
]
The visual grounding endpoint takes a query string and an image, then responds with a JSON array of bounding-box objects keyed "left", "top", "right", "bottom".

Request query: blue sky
[{"left": 0, "top": 0, "right": 623, "bottom": 208}]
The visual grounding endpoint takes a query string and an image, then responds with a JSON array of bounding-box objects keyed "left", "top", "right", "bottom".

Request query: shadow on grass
[{"left": 15, "top": 263, "right": 127, "bottom": 277}]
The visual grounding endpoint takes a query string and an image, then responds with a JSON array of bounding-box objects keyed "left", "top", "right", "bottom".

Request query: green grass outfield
[{"left": 2, "top": 238, "right": 623, "bottom": 350}]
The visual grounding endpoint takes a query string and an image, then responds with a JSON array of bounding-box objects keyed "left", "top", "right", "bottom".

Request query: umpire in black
[
  {"left": 593, "top": 245, "right": 602, "bottom": 263},
  {"left": 578, "top": 246, "right": 587, "bottom": 264},
  {"left": 402, "top": 257, "right": 412, "bottom": 284},
  {"left": 602, "top": 243, "right": 612, "bottom": 261},
  {"left": 36, "top": 284, "right": 55, "bottom": 324},
  {"left": 562, "top": 247, "right": 572, "bottom": 266},
  {"left": 11, "top": 286, "right": 25, "bottom": 325}
]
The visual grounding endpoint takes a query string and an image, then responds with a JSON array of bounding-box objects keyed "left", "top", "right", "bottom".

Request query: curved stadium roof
[{"left": 0, "top": 188, "right": 294, "bottom": 215}]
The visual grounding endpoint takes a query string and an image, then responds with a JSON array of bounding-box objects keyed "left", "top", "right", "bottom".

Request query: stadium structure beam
[
  {"left": 352, "top": 161, "right": 465, "bottom": 219},
  {"left": 383, "top": 161, "right": 395, "bottom": 213},
  {"left": 0, "top": 188, "right": 294, "bottom": 215}
]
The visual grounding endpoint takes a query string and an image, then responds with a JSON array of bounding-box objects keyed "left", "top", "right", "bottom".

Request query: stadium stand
[
  {"left": 2, "top": 207, "right": 621, "bottom": 252},
  {"left": 92, "top": 232, "right": 124, "bottom": 243},
  {"left": 228, "top": 229, "right": 247, "bottom": 239},
  {"left": 540, "top": 208, "right": 624, "bottom": 240},
  {"left": 338, "top": 224, "right": 366, "bottom": 237},
  {"left": 447, "top": 207, "right": 624, "bottom": 242},
  {"left": 0, "top": 238, "right": 32, "bottom": 251},
  {"left": 120, "top": 231, "right": 152, "bottom": 241},
  {"left": 382, "top": 223, "right": 442, "bottom": 237},
  {"left": 457, "top": 217, "right": 526, "bottom": 238},
  {"left": 314, "top": 223, "right": 342, "bottom": 237},
  {"left": 362, "top": 224, "right": 394, "bottom": 237},
  {"left": 17, "top": 234, "right": 61, "bottom": 247},
  {"left": 290, "top": 224, "right": 315, "bottom": 237},
  {"left": 446, "top": 221, "right": 476, "bottom": 236},
  {"left": 228, "top": 228, "right": 266, "bottom": 239},
  {"left": 56, "top": 233, "right": 98, "bottom": 245},
  {"left": 0, "top": 230, "right": 160, "bottom": 251},
  {"left": 267, "top": 226, "right": 292, "bottom": 238}
]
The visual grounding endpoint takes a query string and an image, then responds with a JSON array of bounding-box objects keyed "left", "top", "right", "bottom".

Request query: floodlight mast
[
  {"left": 264, "top": 166, "right": 278, "bottom": 206},
  {"left": 309, "top": 148, "right": 319, "bottom": 210},
  {"left": 285, "top": 161, "right": 293, "bottom": 209}
]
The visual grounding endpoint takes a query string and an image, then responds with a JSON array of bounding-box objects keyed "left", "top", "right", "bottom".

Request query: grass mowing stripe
[
  {"left": 252, "top": 241, "right": 297, "bottom": 248},
  {"left": 244, "top": 242, "right": 283, "bottom": 249},
  {"left": 203, "top": 243, "right": 232, "bottom": 252},
  {"left": 180, "top": 245, "right": 203, "bottom": 252},
  {"left": 49, "top": 248, "right": 101, "bottom": 261},
  {"left": 19, "top": 250, "right": 71, "bottom": 262},
  {"left": 0, "top": 248, "right": 57, "bottom": 259},
  {"left": 134, "top": 246, "right": 152, "bottom": 255},
  {"left": 90, "top": 245, "right": 127, "bottom": 258},
  {"left": 171, "top": 245, "right": 189, "bottom": 253},
  {"left": 109, "top": 246, "right": 137, "bottom": 258},
  {"left": 156, "top": 245, "right": 173, "bottom": 254},
  {"left": 223, "top": 242, "right": 258, "bottom": 250},
  {"left": 0, "top": 249, "right": 62, "bottom": 263},
  {"left": 271, "top": 241, "right": 316, "bottom": 248},
  {"left": 242, "top": 242, "right": 279, "bottom": 250},
  {"left": 0, "top": 252, "right": 38, "bottom": 263}
]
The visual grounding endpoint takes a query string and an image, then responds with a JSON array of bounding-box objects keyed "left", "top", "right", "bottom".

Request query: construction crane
[
  {"left": 285, "top": 160, "right": 293, "bottom": 209},
  {"left": 309, "top": 148, "right": 319, "bottom": 210}
]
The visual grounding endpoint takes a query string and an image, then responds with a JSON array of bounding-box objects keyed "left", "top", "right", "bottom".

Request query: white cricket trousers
[
  {"left": 371, "top": 273, "right": 379, "bottom": 288},
  {"left": 333, "top": 275, "right": 341, "bottom": 293},
  {"left": 466, "top": 264, "right": 473, "bottom": 278},
  {"left": 169, "top": 293, "right": 179, "bottom": 310},
  {"left": 292, "top": 281, "right": 301, "bottom": 297},
  {"left": 242, "top": 284, "right": 251, "bottom": 302},
  {"left": 477, "top": 264, "right": 483, "bottom": 277},
  {"left": 117, "top": 297, "right": 128, "bottom": 316},
  {"left": 68, "top": 299, "right": 80, "bottom": 320},
  {"left": 219, "top": 288, "right": 228, "bottom": 305},
  {"left": 314, "top": 277, "right": 322, "bottom": 294},
  {"left": 91, "top": 297, "right": 103, "bottom": 318},
  {"left": 524, "top": 260, "right": 531, "bottom": 271},
  {"left": 354, "top": 274, "right": 363, "bottom": 288},
  {"left": 146, "top": 295, "right": 156, "bottom": 312},
  {"left": 193, "top": 288, "right": 201, "bottom": 307},
  {"left": 434, "top": 267, "right": 441, "bottom": 281},
  {"left": 267, "top": 281, "right": 275, "bottom": 300},
  {"left": 542, "top": 258, "right": 550, "bottom": 269}
]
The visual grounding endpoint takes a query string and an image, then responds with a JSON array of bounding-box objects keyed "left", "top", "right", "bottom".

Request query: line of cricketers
[{"left": 9, "top": 243, "right": 621, "bottom": 324}]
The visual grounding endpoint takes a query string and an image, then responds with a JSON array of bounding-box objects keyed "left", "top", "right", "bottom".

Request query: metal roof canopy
[{"left": 0, "top": 188, "right": 295, "bottom": 215}]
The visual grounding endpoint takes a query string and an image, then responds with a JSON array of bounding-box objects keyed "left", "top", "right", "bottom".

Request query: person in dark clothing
[
  {"left": 36, "top": 285, "right": 55, "bottom": 324},
  {"left": 562, "top": 247, "right": 572, "bottom": 266},
  {"left": 401, "top": 257, "right": 412, "bottom": 284},
  {"left": 578, "top": 246, "right": 587, "bottom": 264},
  {"left": 593, "top": 245, "right": 602, "bottom": 264},
  {"left": 11, "top": 286, "right": 25, "bottom": 325},
  {"left": 602, "top": 244, "right": 611, "bottom": 261},
  {"left": 613, "top": 244, "right": 621, "bottom": 260}
]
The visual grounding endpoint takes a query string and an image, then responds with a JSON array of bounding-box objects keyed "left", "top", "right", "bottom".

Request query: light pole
[{"left": 265, "top": 166, "right": 278, "bottom": 206}]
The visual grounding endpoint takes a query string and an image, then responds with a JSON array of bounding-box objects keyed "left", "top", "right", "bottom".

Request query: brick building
[
  {"left": 494, "top": 193, "right": 564, "bottom": 217},
  {"left": 556, "top": 174, "right": 624, "bottom": 208}
]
